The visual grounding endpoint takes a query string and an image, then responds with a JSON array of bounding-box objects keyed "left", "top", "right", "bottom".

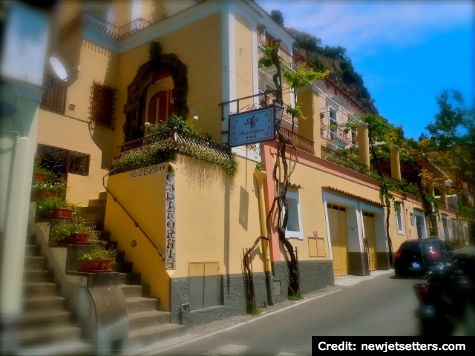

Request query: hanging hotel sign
[{"left": 228, "top": 106, "right": 275, "bottom": 147}]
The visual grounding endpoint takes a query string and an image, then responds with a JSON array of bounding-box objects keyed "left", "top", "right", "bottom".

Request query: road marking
[
  {"left": 208, "top": 344, "right": 249, "bottom": 355},
  {"left": 144, "top": 288, "right": 342, "bottom": 355}
]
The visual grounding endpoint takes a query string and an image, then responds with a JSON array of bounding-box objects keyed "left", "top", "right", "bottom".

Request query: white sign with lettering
[{"left": 228, "top": 106, "right": 275, "bottom": 147}]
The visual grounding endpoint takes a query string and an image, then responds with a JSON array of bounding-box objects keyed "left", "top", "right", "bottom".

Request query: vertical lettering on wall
[{"left": 165, "top": 170, "right": 176, "bottom": 269}]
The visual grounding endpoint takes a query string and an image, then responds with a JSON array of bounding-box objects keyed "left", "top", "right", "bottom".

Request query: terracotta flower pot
[
  {"left": 35, "top": 189, "right": 60, "bottom": 200},
  {"left": 33, "top": 173, "right": 47, "bottom": 183},
  {"left": 67, "top": 233, "right": 90, "bottom": 244},
  {"left": 79, "top": 258, "right": 111, "bottom": 273},
  {"left": 47, "top": 208, "right": 73, "bottom": 220}
]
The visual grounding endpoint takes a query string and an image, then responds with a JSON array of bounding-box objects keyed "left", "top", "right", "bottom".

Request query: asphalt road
[{"left": 153, "top": 273, "right": 424, "bottom": 356}]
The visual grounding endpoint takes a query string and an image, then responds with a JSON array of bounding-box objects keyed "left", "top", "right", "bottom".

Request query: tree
[
  {"left": 270, "top": 10, "right": 284, "bottom": 27},
  {"left": 420, "top": 90, "right": 475, "bottom": 220}
]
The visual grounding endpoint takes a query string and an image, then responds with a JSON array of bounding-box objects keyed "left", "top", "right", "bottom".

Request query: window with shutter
[{"left": 90, "top": 82, "right": 116, "bottom": 127}]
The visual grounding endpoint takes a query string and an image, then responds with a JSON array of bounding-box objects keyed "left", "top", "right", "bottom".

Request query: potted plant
[
  {"left": 32, "top": 182, "right": 66, "bottom": 200},
  {"left": 79, "top": 245, "right": 115, "bottom": 273},
  {"left": 50, "top": 220, "right": 93, "bottom": 245},
  {"left": 36, "top": 196, "right": 73, "bottom": 220},
  {"left": 33, "top": 166, "right": 53, "bottom": 184}
]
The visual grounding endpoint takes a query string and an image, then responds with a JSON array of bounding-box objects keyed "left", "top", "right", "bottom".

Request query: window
[
  {"left": 441, "top": 215, "right": 450, "bottom": 241},
  {"left": 37, "top": 144, "right": 90, "bottom": 180},
  {"left": 328, "top": 104, "right": 338, "bottom": 140},
  {"left": 41, "top": 74, "right": 67, "bottom": 114},
  {"left": 395, "top": 203, "right": 404, "bottom": 234},
  {"left": 90, "top": 82, "right": 116, "bottom": 127},
  {"left": 410, "top": 212, "right": 415, "bottom": 226},
  {"left": 451, "top": 219, "right": 457, "bottom": 239},
  {"left": 284, "top": 189, "right": 303, "bottom": 239}
]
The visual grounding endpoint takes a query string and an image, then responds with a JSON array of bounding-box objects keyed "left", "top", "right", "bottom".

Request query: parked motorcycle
[{"left": 414, "top": 246, "right": 475, "bottom": 336}]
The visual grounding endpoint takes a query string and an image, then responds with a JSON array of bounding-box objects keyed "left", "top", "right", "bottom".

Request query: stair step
[
  {"left": 88, "top": 199, "right": 106, "bottom": 208},
  {"left": 128, "top": 310, "right": 170, "bottom": 330},
  {"left": 78, "top": 206, "right": 105, "bottom": 215},
  {"left": 120, "top": 284, "right": 143, "bottom": 298},
  {"left": 111, "top": 261, "right": 133, "bottom": 273},
  {"left": 96, "top": 230, "right": 111, "bottom": 241},
  {"left": 18, "top": 339, "right": 93, "bottom": 356},
  {"left": 25, "top": 244, "right": 41, "bottom": 257},
  {"left": 24, "top": 282, "right": 58, "bottom": 296},
  {"left": 19, "top": 324, "right": 81, "bottom": 346},
  {"left": 26, "top": 234, "right": 36, "bottom": 245},
  {"left": 24, "top": 269, "right": 52, "bottom": 282},
  {"left": 128, "top": 323, "right": 184, "bottom": 344},
  {"left": 20, "top": 309, "right": 71, "bottom": 326},
  {"left": 24, "top": 296, "right": 67, "bottom": 311},
  {"left": 24, "top": 256, "right": 46, "bottom": 270},
  {"left": 98, "top": 191, "right": 107, "bottom": 200},
  {"left": 126, "top": 297, "right": 158, "bottom": 314},
  {"left": 119, "top": 272, "right": 141, "bottom": 284}
]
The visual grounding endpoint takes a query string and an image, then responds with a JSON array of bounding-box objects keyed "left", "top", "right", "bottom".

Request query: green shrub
[
  {"left": 50, "top": 220, "right": 92, "bottom": 244},
  {"left": 36, "top": 196, "right": 68, "bottom": 219},
  {"left": 32, "top": 182, "right": 66, "bottom": 197},
  {"left": 80, "top": 245, "right": 116, "bottom": 261}
]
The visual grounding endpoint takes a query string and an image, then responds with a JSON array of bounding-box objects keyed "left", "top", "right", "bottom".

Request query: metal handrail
[{"left": 102, "top": 171, "right": 166, "bottom": 261}]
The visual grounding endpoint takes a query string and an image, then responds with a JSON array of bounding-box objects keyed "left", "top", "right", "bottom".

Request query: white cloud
[{"left": 259, "top": 1, "right": 473, "bottom": 52}]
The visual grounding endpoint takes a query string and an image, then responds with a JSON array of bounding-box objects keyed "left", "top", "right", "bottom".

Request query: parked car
[
  {"left": 414, "top": 245, "right": 475, "bottom": 335},
  {"left": 394, "top": 238, "right": 452, "bottom": 277}
]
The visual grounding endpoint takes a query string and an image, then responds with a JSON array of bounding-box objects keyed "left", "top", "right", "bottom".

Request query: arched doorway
[{"left": 123, "top": 42, "right": 188, "bottom": 142}]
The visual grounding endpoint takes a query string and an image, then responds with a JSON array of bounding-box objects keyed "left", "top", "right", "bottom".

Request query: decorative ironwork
[
  {"left": 81, "top": 12, "right": 152, "bottom": 40},
  {"left": 219, "top": 91, "right": 298, "bottom": 128},
  {"left": 119, "top": 127, "right": 232, "bottom": 159},
  {"left": 89, "top": 81, "right": 116, "bottom": 128}
]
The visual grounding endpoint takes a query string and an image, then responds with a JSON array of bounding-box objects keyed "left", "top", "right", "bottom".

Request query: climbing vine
[{"left": 259, "top": 41, "right": 327, "bottom": 297}]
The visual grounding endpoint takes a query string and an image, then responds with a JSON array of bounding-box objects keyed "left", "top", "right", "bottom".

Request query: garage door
[
  {"left": 363, "top": 212, "right": 377, "bottom": 271},
  {"left": 328, "top": 205, "right": 348, "bottom": 276}
]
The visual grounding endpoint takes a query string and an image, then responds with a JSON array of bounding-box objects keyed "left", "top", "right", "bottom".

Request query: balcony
[
  {"left": 257, "top": 30, "right": 295, "bottom": 70},
  {"left": 320, "top": 111, "right": 358, "bottom": 149},
  {"left": 81, "top": 12, "right": 152, "bottom": 40}
]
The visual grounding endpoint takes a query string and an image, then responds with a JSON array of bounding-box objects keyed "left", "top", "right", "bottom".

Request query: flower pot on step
[
  {"left": 79, "top": 258, "right": 111, "bottom": 273},
  {"left": 33, "top": 173, "right": 47, "bottom": 183},
  {"left": 47, "top": 208, "right": 73, "bottom": 220},
  {"left": 67, "top": 233, "right": 90, "bottom": 244},
  {"left": 35, "top": 189, "right": 60, "bottom": 200}
]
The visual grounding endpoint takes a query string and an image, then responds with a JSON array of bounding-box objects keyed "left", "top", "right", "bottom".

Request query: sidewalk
[{"left": 125, "top": 269, "right": 395, "bottom": 355}]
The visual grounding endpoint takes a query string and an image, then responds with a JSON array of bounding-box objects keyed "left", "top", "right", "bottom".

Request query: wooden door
[
  {"left": 363, "top": 212, "right": 377, "bottom": 271},
  {"left": 328, "top": 205, "right": 348, "bottom": 276}
]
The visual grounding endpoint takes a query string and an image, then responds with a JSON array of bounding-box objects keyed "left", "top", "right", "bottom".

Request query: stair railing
[{"left": 102, "top": 170, "right": 166, "bottom": 261}]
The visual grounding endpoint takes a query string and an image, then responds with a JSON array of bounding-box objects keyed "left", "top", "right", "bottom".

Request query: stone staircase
[
  {"left": 18, "top": 234, "right": 92, "bottom": 356},
  {"left": 80, "top": 192, "right": 184, "bottom": 349}
]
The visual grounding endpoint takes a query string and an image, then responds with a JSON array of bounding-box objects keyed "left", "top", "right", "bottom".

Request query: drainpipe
[
  {"left": 253, "top": 170, "right": 273, "bottom": 306},
  {"left": 357, "top": 122, "right": 370, "bottom": 169},
  {"left": 390, "top": 146, "right": 401, "bottom": 180}
]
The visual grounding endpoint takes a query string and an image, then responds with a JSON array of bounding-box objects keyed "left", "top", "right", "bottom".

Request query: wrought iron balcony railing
[
  {"left": 119, "top": 127, "right": 232, "bottom": 159},
  {"left": 81, "top": 12, "right": 152, "bottom": 40}
]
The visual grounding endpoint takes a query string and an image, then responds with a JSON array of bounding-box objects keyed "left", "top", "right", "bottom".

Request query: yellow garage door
[
  {"left": 328, "top": 205, "right": 348, "bottom": 276},
  {"left": 363, "top": 212, "right": 377, "bottom": 271}
]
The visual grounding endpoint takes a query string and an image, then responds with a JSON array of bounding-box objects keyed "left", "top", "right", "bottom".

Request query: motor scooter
[{"left": 414, "top": 246, "right": 475, "bottom": 336}]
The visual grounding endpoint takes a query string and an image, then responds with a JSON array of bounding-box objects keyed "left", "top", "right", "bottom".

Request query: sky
[{"left": 258, "top": 0, "right": 474, "bottom": 139}]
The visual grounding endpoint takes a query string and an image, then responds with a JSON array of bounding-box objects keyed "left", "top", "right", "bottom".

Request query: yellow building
[{"left": 31, "top": 0, "right": 469, "bottom": 330}]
